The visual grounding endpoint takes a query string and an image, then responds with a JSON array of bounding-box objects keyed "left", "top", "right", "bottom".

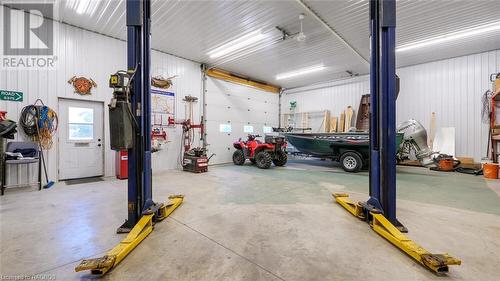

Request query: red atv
[{"left": 232, "top": 134, "right": 288, "bottom": 169}]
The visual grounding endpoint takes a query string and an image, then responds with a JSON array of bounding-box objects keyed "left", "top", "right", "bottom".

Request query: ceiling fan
[{"left": 296, "top": 14, "right": 306, "bottom": 42}]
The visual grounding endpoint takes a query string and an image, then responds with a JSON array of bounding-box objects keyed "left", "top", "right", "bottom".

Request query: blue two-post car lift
[
  {"left": 333, "top": 0, "right": 461, "bottom": 274},
  {"left": 73, "top": 0, "right": 459, "bottom": 276},
  {"left": 75, "top": 0, "right": 183, "bottom": 275}
]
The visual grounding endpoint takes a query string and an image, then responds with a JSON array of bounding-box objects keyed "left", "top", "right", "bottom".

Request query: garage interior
[{"left": 1, "top": 0, "right": 500, "bottom": 280}]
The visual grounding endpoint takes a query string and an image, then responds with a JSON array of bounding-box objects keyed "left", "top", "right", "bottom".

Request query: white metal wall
[
  {"left": 283, "top": 50, "right": 500, "bottom": 162},
  {"left": 205, "top": 78, "right": 279, "bottom": 164},
  {"left": 150, "top": 49, "right": 202, "bottom": 172},
  {"left": 0, "top": 7, "right": 201, "bottom": 187}
]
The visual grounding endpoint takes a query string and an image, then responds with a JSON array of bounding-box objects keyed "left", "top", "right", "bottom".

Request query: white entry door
[{"left": 58, "top": 99, "right": 104, "bottom": 180}]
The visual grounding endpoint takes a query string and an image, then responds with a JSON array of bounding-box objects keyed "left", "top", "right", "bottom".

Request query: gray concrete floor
[{"left": 1, "top": 159, "right": 500, "bottom": 281}]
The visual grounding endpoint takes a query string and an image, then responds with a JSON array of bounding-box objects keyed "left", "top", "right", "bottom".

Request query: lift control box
[
  {"left": 109, "top": 100, "right": 134, "bottom": 150},
  {"left": 109, "top": 71, "right": 134, "bottom": 151},
  {"left": 109, "top": 72, "right": 129, "bottom": 89}
]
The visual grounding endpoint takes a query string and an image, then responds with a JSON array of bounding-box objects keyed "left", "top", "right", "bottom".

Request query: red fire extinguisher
[{"left": 115, "top": 151, "right": 128, "bottom": 179}]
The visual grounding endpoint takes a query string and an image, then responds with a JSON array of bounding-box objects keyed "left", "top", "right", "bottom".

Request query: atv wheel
[
  {"left": 255, "top": 151, "right": 272, "bottom": 169},
  {"left": 232, "top": 150, "right": 245, "bottom": 165},
  {"left": 340, "top": 152, "right": 362, "bottom": 173},
  {"left": 273, "top": 150, "right": 287, "bottom": 166}
]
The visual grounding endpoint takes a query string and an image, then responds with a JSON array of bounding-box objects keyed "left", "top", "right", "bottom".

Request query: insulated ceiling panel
[
  {"left": 33, "top": 0, "right": 500, "bottom": 88},
  {"left": 303, "top": 0, "right": 500, "bottom": 68}
]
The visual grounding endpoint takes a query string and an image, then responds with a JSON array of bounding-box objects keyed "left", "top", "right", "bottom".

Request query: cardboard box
[{"left": 456, "top": 157, "right": 480, "bottom": 169}]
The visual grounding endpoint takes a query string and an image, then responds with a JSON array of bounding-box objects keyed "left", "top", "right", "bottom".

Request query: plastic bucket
[
  {"left": 438, "top": 159, "right": 455, "bottom": 171},
  {"left": 483, "top": 163, "right": 499, "bottom": 179}
]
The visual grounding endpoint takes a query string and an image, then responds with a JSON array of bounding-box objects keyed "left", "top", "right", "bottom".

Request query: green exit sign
[{"left": 0, "top": 90, "right": 23, "bottom": 102}]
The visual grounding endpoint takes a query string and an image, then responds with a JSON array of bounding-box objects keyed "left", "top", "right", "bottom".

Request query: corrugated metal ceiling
[
  {"left": 309, "top": 0, "right": 500, "bottom": 70},
  {"left": 44, "top": 0, "right": 500, "bottom": 88}
]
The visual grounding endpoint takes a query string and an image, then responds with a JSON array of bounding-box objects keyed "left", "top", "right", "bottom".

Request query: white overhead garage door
[{"left": 205, "top": 78, "right": 279, "bottom": 165}]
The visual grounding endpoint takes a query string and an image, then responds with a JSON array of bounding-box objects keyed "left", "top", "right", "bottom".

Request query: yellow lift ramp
[
  {"left": 75, "top": 195, "right": 184, "bottom": 275},
  {"left": 333, "top": 193, "right": 461, "bottom": 274}
]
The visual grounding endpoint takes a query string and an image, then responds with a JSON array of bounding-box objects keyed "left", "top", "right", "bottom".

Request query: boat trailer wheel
[
  {"left": 343, "top": 156, "right": 357, "bottom": 169},
  {"left": 340, "top": 152, "right": 363, "bottom": 173}
]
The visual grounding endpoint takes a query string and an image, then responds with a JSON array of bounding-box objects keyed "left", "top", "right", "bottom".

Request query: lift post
[
  {"left": 367, "top": 0, "right": 382, "bottom": 214},
  {"left": 120, "top": 0, "right": 155, "bottom": 232},
  {"left": 333, "top": 0, "right": 460, "bottom": 274},
  {"left": 75, "top": 0, "right": 183, "bottom": 275},
  {"left": 367, "top": 0, "right": 400, "bottom": 227},
  {"left": 378, "top": 0, "right": 398, "bottom": 226}
]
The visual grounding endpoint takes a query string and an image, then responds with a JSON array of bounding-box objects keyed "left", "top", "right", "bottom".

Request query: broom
[{"left": 39, "top": 149, "right": 54, "bottom": 189}]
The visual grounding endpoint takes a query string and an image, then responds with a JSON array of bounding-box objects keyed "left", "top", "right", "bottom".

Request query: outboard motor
[{"left": 397, "top": 119, "right": 435, "bottom": 166}]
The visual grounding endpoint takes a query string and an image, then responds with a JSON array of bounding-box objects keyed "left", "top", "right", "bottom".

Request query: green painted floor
[
  {"left": 215, "top": 158, "right": 500, "bottom": 216},
  {"left": 2, "top": 158, "right": 500, "bottom": 280}
]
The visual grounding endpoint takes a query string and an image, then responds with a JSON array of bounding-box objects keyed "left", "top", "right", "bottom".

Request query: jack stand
[
  {"left": 333, "top": 193, "right": 461, "bottom": 274},
  {"left": 75, "top": 195, "right": 184, "bottom": 275}
]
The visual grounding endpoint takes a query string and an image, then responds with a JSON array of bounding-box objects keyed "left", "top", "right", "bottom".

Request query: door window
[
  {"left": 263, "top": 126, "right": 273, "bottom": 133},
  {"left": 244, "top": 125, "right": 254, "bottom": 133},
  {"left": 219, "top": 124, "right": 232, "bottom": 133},
  {"left": 68, "top": 107, "right": 94, "bottom": 140}
]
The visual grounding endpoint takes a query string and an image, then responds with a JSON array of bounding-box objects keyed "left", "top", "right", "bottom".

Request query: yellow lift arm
[
  {"left": 332, "top": 193, "right": 461, "bottom": 274},
  {"left": 75, "top": 195, "right": 184, "bottom": 275}
]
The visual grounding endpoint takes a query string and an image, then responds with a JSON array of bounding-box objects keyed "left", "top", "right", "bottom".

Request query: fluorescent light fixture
[
  {"left": 276, "top": 64, "right": 326, "bottom": 80},
  {"left": 397, "top": 22, "right": 500, "bottom": 52},
  {"left": 207, "top": 30, "right": 267, "bottom": 59}
]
